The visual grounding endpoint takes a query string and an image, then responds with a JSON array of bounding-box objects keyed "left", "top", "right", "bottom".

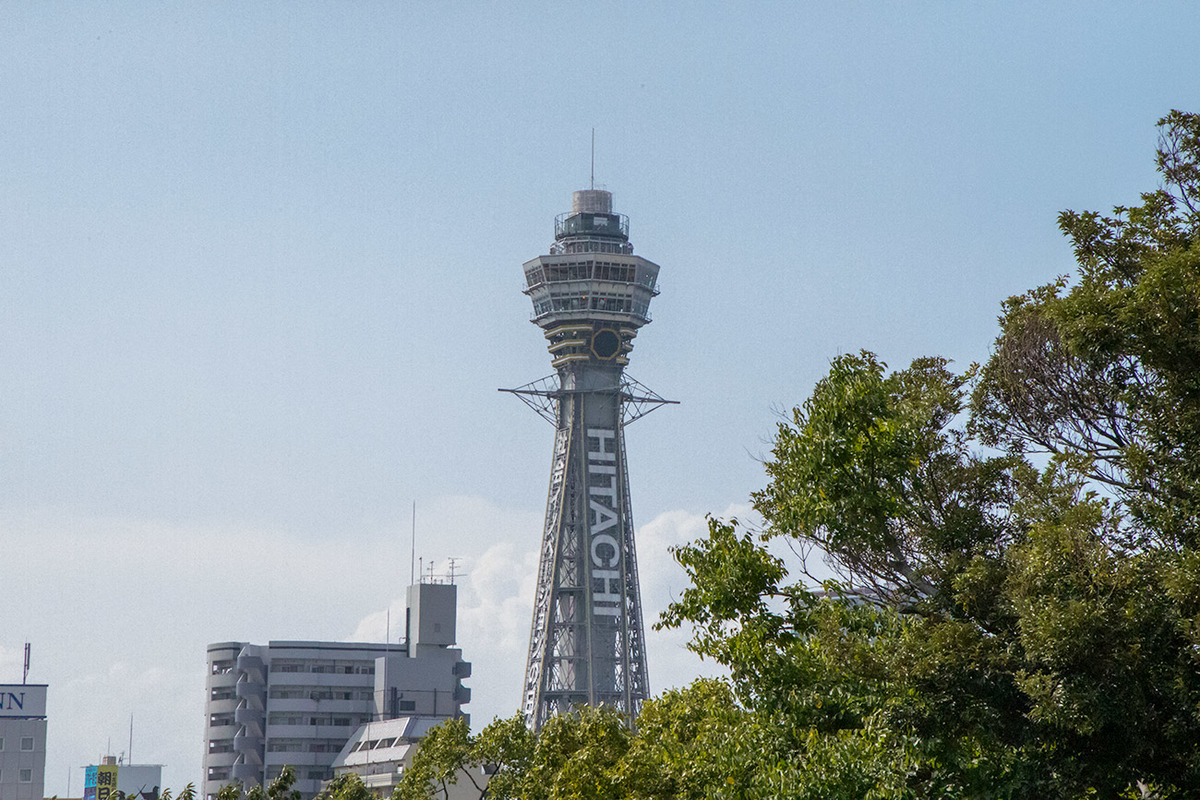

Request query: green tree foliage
[
  {"left": 160, "top": 786, "right": 196, "bottom": 800},
  {"left": 314, "top": 773, "right": 376, "bottom": 800},
  {"left": 654, "top": 111, "right": 1200, "bottom": 798},
  {"left": 395, "top": 716, "right": 498, "bottom": 800},
  {"left": 214, "top": 782, "right": 242, "bottom": 800},
  {"left": 215, "top": 769, "right": 300, "bottom": 800},
  {"left": 397, "top": 683, "right": 765, "bottom": 800}
]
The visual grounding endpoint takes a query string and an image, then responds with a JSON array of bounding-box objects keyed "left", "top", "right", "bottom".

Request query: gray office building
[{"left": 203, "top": 583, "right": 471, "bottom": 800}]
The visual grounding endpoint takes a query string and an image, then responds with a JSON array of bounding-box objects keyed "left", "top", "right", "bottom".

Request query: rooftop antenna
[
  {"left": 410, "top": 502, "right": 416, "bottom": 586},
  {"left": 23, "top": 643, "right": 30, "bottom": 684},
  {"left": 590, "top": 128, "right": 595, "bottom": 190},
  {"left": 447, "top": 558, "right": 459, "bottom": 585}
]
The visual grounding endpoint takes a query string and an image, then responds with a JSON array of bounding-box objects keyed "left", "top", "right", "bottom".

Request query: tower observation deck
[{"left": 503, "top": 188, "right": 673, "bottom": 730}]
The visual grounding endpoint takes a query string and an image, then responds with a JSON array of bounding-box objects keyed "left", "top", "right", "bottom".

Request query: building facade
[
  {"left": 83, "top": 758, "right": 162, "bottom": 800},
  {"left": 330, "top": 715, "right": 488, "bottom": 799},
  {"left": 203, "top": 583, "right": 471, "bottom": 800},
  {"left": 506, "top": 188, "right": 670, "bottom": 729},
  {"left": 0, "top": 684, "right": 48, "bottom": 800}
]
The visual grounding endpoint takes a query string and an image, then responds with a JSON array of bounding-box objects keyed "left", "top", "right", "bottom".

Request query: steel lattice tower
[{"left": 503, "top": 188, "right": 673, "bottom": 730}]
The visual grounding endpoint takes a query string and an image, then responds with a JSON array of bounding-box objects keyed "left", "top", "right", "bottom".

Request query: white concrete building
[
  {"left": 203, "top": 583, "right": 471, "bottom": 800},
  {"left": 0, "top": 684, "right": 48, "bottom": 800},
  {"left": 331, "top": 716, "right": 489, "bottom": 799}
]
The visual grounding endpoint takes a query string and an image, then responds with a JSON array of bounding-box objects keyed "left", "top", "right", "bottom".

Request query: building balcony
[
  {"left": 233, "top": 734, "right": 263, "bottom": 754},
  {"left": 207, "top": 697, "right": 239, "bottom": 714},
  {"left": 237, "top": 654, "right": 264, "bottom": 671},
  {"left": 267, "top": 698, "right": 370, "bottom": 713},
  {"left": 235, "top": 707, "right": 265, "bottom": 725},
  {"left": 530, "top": 307, "right": 652, "bottom": 327},
  {"left": 263, "top": 751, "right": 323, "bottom": 767},
  {"left": 236, "top": 680, "right": 266, "bottom": 699},
  {"left": 265, "top": 671, "right": 375, "bottom": 687},
  {"left": 208, "top": 671, "right": 239, "bottom": 689},
  {"left": 230, "top": 763, "right": 263, "bottom": 782}
]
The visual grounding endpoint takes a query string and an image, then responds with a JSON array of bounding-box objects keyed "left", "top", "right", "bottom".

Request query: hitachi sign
[
  {"left": 587, "top": 427, "right": 623, "bottom": 619},
  {"left": 0, "top": 684, "right": 47, "bottom": 718}
]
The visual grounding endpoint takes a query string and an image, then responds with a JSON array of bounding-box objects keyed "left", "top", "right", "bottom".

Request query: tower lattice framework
[{"left": 504, "top": 188, "right": 673, "bottom": 730}]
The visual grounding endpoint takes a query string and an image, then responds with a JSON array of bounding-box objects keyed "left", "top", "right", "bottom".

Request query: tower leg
[{"left": 521, "top": 382, "right": 649, "bottom": 730}]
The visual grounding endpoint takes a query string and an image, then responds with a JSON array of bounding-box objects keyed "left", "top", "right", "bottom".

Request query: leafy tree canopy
[{"left": 658, "top": 110, "right": 1200, "bottom": 799}]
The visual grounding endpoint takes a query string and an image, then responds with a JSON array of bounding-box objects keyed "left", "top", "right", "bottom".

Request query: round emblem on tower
[{"left": 590, "top": 328, "right": 621, "bottom": 360}]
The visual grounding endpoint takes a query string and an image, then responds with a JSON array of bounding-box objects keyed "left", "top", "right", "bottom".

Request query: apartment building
[{"left": 202, "top": 583, "right": 471, "bottom": 800}]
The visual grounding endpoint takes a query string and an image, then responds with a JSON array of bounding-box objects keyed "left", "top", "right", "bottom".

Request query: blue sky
[{"left": 2, "top": 2, "right": 1197, "bottom": 794}]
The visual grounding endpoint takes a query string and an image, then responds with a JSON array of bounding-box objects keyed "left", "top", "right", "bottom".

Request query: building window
[
  {"left": 398, "top": 700, "right": 416, "bottom": 712},
  {"left": 0, "top": 736, "right": 5, "bottom": 750},
  {"left": 19, "top": 769, "right": 32, "bottom": 783},
  {"left": 268, "top": 713, "right": 303, "bottom": 726},
  {"left": 20, "top": 737, "right": 33, "bottom": 751}
]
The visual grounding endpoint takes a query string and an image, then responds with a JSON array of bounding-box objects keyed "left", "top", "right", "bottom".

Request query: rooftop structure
[{"left": 330, "top": 715, "right": 488, "bottom": 798}]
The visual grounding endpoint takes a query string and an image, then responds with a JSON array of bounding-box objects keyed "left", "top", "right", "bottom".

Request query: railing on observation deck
[{"left": 555, "top": 212, "right": 630, "bottom": 240}]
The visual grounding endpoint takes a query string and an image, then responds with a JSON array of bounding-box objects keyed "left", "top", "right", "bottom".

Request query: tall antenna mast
[
  {"left": 23, "top": 643, "right": 30, "bottom": 684},
  {"left": 590, "top": 128, "right": 595, "bottom": 190}
]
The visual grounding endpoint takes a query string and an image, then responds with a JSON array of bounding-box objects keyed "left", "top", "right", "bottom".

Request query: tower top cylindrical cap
[{"left": 572, "top": 189, "right": 612, "bottom": 214}]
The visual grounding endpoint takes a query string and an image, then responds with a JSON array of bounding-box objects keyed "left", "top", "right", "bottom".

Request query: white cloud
[{"left": 635, "top": 505, "right": 751, "bottom": 691}]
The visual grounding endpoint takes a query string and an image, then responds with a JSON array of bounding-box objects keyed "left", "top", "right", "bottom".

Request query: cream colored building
[{"left": 331, "top": 716, "right": 489, "bottom": 799}]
